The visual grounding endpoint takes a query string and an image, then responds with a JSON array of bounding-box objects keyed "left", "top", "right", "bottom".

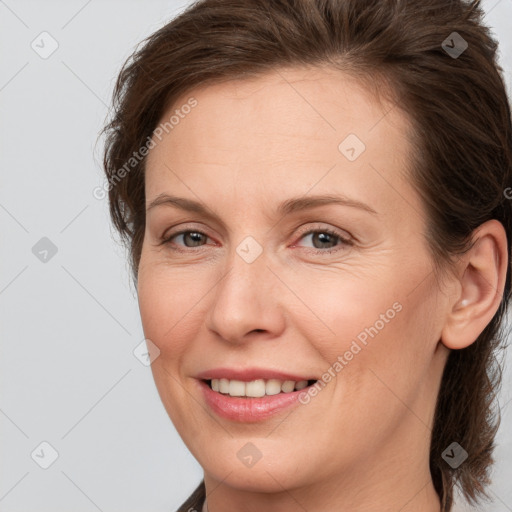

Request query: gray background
[{"left": 0, "top": 1, "right": 511, "bottom": 511}]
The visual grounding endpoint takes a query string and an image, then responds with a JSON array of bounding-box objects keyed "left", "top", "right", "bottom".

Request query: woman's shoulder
[{"left": 175, "top": 480, "right": 206, "bottom": 512}]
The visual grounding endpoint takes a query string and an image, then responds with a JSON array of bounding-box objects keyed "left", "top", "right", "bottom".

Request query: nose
[{"left": 205, "top": 245, "right": 286, "bottom": 345}]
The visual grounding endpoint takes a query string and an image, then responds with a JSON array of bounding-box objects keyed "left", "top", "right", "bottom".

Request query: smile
[
  {"left": 198, "top": 378, "right": 319, "bottom": 422},
  {"left": 207, "top": 378, "right": 317, "bottom": 397}
]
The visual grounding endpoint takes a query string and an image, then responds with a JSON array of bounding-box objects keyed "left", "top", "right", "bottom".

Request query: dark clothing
[{"left": 176, "top": 480, "right": 206, "bottom": 512}]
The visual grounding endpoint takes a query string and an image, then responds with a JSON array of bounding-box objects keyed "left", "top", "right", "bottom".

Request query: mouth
[
  {"left": 202, "top": 378, "right": 318, "bottom": 398},
  {"left": 198, "top": 377, "right": 319, "bottom": 422}
]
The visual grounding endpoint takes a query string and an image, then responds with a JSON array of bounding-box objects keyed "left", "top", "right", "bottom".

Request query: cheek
[
  {"left": 137, "top": 264, "right": 207, "bottom": 430},
  {"left": 136, "top": 261, "right": 202, "bottom": 356},
  {"left": 298, "top": 264, "right": 440, "bottom": 392},
  {"left": 288, "top": 271, "right": 402, "bottom": 355}
]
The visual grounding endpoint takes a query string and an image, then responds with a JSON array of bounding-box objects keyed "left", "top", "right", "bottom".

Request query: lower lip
[{"left": 197, "top": 379, "right": 310, "bottom": 422}]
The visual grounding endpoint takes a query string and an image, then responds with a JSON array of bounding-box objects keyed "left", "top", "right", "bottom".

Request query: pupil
[
  {"left": 314, "top": 232, "right": 335, "bottom": 248},
  {"left": 185, "top": 232, "right": 204, "bottom": 246}
]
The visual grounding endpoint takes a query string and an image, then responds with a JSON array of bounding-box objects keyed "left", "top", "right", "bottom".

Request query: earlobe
[{"left": 441, "top": 219, "right": 508, "bottom": 350}]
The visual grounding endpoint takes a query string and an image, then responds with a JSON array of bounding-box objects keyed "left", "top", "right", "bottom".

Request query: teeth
[
  {"left": 295, "top": 380, "right": 308, "bottom": 390},
  {"left": 209, "top": 378, "right": 312, "bottom": 397},
  {"left": 246, "top": 379, "right": 266, "bottom": 397},
  {"left": 219, "top": 378, "right": 230, "bottom": 394},
  {"left": 281, "top": 380, "right": 296, "bottom": 393},
  {"left": 266, "top": 379, "right": 282, "bottom": 396},
  {"left": 229, "top": 380, "right": 246, "bottom": 397}
]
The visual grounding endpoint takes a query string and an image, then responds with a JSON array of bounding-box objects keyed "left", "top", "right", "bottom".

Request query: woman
[{"left": 101, "top": 0, "right": 512, "bottom": 510}]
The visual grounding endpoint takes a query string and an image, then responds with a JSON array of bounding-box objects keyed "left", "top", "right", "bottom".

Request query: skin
[{"left": 137, "top": 66, "right": 507, "bottom": 512}]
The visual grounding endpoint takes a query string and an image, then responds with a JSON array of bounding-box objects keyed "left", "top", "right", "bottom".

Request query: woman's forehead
[
  {"left": 144, "top": 67, "right": 419, "bottom": 222},
  {"left": 161, "top": 66, "right": 403, "bottom": 140}
]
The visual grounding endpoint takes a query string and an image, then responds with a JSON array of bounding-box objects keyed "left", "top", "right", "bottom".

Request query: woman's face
[{"left": 138, "top": 66, "right": 451, "bottom": 500}]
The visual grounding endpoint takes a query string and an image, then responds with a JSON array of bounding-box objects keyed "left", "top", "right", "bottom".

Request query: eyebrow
[{"left": 146, "top": 193, "right": 378, "bottom": 218}]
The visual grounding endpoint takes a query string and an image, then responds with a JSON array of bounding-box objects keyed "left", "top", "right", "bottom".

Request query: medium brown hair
[{"left": 101, "top": 0, "right": 512, "bottom": 509}]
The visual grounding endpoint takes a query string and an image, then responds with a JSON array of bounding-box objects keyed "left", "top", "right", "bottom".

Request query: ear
[{"left": 441, "top": 219, "right": 508, "bottom": 350}]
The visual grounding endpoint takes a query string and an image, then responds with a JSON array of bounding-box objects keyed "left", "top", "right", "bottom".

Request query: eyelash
[{"left": 159, "top": 226, "right": 353, "bottom": 255}]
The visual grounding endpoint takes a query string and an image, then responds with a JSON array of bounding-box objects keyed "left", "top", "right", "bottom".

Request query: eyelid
[
  {"left": 292, "top": 223, "right": 352, "bottom": 242},
  {"left": 161, "top": 222, "right": 214, "bottom": 240}
]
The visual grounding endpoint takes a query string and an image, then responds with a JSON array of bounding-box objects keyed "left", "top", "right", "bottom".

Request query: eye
[
  {"left": 293, "top": 227, "right": 352, "bottom": 254},
  {"left": 159, "top": 229, "right": 212, "bottom": 251},
  {"left": 159, "top": 226, "right": 353, "bottom": 254}
]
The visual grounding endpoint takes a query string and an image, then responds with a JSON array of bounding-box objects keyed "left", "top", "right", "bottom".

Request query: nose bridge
[{"left": 206, "top": 235, "right": 284, "bottom": 342}]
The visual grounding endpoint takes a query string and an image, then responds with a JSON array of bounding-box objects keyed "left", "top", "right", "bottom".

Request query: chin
[{"left": 204, "top": 460, "right": 308, "bottom": 493}]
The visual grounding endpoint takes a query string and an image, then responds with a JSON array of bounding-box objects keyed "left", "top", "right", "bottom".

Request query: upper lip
[{"left": 195, "top": 367, "right": 317, "bottom": 382}]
